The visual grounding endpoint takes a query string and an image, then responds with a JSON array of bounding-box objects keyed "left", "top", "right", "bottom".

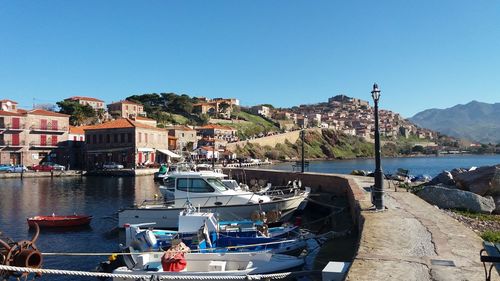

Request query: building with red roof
[
  {"left": 65, "top": 96, "right": 106, "bottom": 111},
  {"left": 84, "top": 118, "right": 176, "bottom": 168},
  {"left": 0, "top": 100, "right": 70, "bottom": 167},
  {"left": 107, "top": 100, "right": 145, "bottom": 119}
]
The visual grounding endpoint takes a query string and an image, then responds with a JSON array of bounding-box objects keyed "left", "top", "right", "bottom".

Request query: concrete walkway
[{"left": 347, "top": 177, "right": 498, "bottom": 281}]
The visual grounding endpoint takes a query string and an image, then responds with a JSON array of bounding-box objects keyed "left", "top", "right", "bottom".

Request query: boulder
[
  {"left": 427, "top": 171, "right": 455, "bottom": 186},
  {"left": 454, "top": 165, "right": 500, "bottom": 196},
  {"left": 494, "top": 195, "right": 500, "bottom": 214},
  {"left": 450, "top": 168, "right": 467, "bottom": 178},
  {"left": 416, "top": 185, "right": 496, "bottom": 214}
]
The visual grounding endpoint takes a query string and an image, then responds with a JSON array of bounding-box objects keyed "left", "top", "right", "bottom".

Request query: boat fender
[
  {"left": 266, "top": 210, "right": 281, "bottom": 223},
  {"left": 250, "top": 210, "right": 261, "bottom": 222}
]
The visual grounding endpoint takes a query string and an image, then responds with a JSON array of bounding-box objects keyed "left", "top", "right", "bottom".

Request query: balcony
[
  {"left": 29, "top": 142, "right": 59, "bottom": 148},
  {"left": 0, "top": 124, "right": 25, "bottom": 131},
  {"left": 30, "top": 125, "right": 67, "bottom": 134},
  {"left": 0, "top": 140, "right": 26, "bottom": 147}
]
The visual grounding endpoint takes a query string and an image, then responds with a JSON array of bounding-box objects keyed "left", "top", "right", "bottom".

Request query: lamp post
[{"left": 371, "top": 83, "right": 384, "bottom": 210}]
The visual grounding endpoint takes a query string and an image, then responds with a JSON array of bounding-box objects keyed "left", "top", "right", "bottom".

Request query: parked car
[
  {"left": 32, "top": 162, "right": 65, "bottom": 172},
  {"left": 102, "top": 162, "right": 124, "bottom": 169},
  {"left": 0, "top": 164, "right": 12, "bottom": 172},
  {"left": 7, "top": 165, "right": 28, "bottom": 173}
]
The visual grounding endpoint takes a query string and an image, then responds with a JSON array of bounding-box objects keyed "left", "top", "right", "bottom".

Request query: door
[
  {"left": 51, "top": 120, "right": 58, "bottom": 131},
  {"left": 40, "top": 135, "right": 47, "bottom": 146},
  {"left": 9, "top": 153, "right": 20, "bottom": 165},
  {"left": 12, "top": 118, "right": 20, "bottom": 129},
  {"left": 40, "top": 119, "right": 47, "bottom": 130},
  {"left": 51, "top": 136, "right": 58, "bottom": 146},
  {"left": 138, "top": 152, "right": 143, "bottom": 164}
]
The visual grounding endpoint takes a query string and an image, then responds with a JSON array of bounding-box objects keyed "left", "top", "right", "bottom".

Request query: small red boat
[{"left": 27, "top": 215, "right": 92, "bottom": 228}]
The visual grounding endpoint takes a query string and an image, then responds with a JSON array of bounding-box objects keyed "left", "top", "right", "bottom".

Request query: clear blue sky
[{"left": 1, "top": 0, "right": 499, "bottom": 117}]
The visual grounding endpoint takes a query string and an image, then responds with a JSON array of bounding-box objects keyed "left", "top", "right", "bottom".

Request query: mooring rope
[{"left": 0, "top": 265, "right": 320, "bottom": 280}]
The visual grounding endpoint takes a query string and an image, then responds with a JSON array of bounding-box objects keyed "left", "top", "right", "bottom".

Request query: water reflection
[{"left": 0, "top": 176, "right": 161, "bottom": 280}]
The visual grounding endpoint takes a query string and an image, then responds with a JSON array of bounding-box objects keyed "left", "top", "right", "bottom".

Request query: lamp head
[{"left": 371, "top": 83, "right": 381, "bottom": 101}]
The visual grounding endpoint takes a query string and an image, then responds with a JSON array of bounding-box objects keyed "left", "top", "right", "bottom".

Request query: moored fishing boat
[
  {"left": 118, "top": 171, "right": 310, "bottom": 229},
  {"left": 27, "top": 215, "right": 92, "bottom": 228},
  {"left": 124, "top": 207, "right": 308, "bottom": 255},
  {"left": 111, "top": 251, "right": 304, "bottom": 280}
]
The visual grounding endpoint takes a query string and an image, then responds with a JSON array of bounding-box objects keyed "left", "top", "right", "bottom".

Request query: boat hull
[
  {"left": 112, "top": 252, "right": 304, "bottom": 280},
  {"left": 118, "top": 195, "right": 307, "bottom": 229},
  {"left": 27, "top": 215, "right": 92, "bottom": 228}
]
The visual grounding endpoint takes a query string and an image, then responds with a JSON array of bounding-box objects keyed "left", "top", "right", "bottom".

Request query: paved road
[{"left": 346, "top": 177, "right": 498, "bottom": 281}]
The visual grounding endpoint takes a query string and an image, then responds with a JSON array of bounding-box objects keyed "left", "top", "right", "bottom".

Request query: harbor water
[
  {"left": 0, "top": 154, "right": 498, "bottom": 280},
  {"left": 269, "top": 154, "right": 500, "bottom": 176}
]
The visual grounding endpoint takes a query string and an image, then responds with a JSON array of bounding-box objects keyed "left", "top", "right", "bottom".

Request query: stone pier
[{"left": 223, "top": 168, "right": 498, "bottom": 281}]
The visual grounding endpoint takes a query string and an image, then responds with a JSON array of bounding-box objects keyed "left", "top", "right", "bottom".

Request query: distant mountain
[{"left": 410, "top": 101, "right": 500, "bottom": 144}]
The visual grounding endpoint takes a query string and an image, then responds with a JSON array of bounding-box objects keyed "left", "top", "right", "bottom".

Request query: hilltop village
[{"left": 0, "top": 93, "right": 476, "bottom": 169}]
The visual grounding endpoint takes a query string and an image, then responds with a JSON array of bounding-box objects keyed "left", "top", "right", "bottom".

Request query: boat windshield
[{"left": 206, "top": 178, "right": 229, "bottom": 192}]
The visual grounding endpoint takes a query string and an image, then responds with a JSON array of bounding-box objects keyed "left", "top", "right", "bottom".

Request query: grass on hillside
[
  {"left": 223, "top": 111, "right": 280, "bottom": 140},
  {"left": 171, "top": 113, "right": 189, "bottom": 124}
]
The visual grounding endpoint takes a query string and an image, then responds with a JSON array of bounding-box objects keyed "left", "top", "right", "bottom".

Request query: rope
[
  {"left": 299, "top": 207, "right": 345, "bottom": 228},
  {"left": 0, "top": 265, "right": 319, "bottom": 280}
]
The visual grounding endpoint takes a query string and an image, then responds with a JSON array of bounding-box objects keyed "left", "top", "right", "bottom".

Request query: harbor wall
[
  {"left": 222, "top": 168, "right": 366, "bottom": 234},
  {"left": 0, "top": 170, "right": 83, "bottom": 179}
]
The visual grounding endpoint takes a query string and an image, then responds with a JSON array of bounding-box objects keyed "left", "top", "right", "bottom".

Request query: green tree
[
  {"left": 218, "top": 102, "right": 231, "bottom": 117},
  {"left": 56, "top": 100, "right": 96, "bottom": 126}
]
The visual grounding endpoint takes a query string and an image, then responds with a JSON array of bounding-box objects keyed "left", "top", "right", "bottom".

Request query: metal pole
[
  {"left": 372, "top": 84, "right": 384, "bottom": 210},
  {"left": 20, "top": 151, "right": 24, "bottom": 180},
  {"left": 301, "top": 129, "right": 305, "bottom": 173},
  {"left": 212, "top": 141, "right": 215, "bottom": 170}
]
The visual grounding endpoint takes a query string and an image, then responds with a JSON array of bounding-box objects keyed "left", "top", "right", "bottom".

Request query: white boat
[
  {"left": 112, "top": 251, "right": 304, "bottom": 280},
  {"left": 118, "top": 171, "right": 310, "bottom": 229}
]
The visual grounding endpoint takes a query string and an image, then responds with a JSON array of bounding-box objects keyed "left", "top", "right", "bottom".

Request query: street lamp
[{"left": 371, "top": 83, "right": 384, "bottom": 210}]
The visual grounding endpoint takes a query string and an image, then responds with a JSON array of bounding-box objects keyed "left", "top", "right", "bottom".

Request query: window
[
  {"left": 138, "top": 132, "right": 142, "bottom": 142},
  {"left": 106, "top": 134, "right": 110, "bottom": 143},
  {"left": 98, "top": 134, "right": 103, "bottom": 143},
  {"left": 121, "top": 133, "right": 126, "bottom": 143},
  {"left": 181, "top": 133, "right": 184, "bottom": 137},
  {"left": 80, "top": 136, "right": 83, "bottom": 141},
  {"left": 73, "top": 136, "right": 77, "bottom": 141},
  {"left": 145, "top": 133, "right": 148, "bottom": 143},
  {"left": 114, "top": 134, "right": 118, "bottom": 143},
  {"left": 128, "top": 133, "right": 133, "bottom": 143},
  {"left": 176, "top": 178, "right": 214, "bottom": 193},
  {"left": 206, "top": 178, "right": 228, "bottom": 191},
  {"left": 92, "top": 135, "right": 97, "bottom": 144},
  {"left": 126, "top": 105, "right": 129, "bottom": 110}
]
